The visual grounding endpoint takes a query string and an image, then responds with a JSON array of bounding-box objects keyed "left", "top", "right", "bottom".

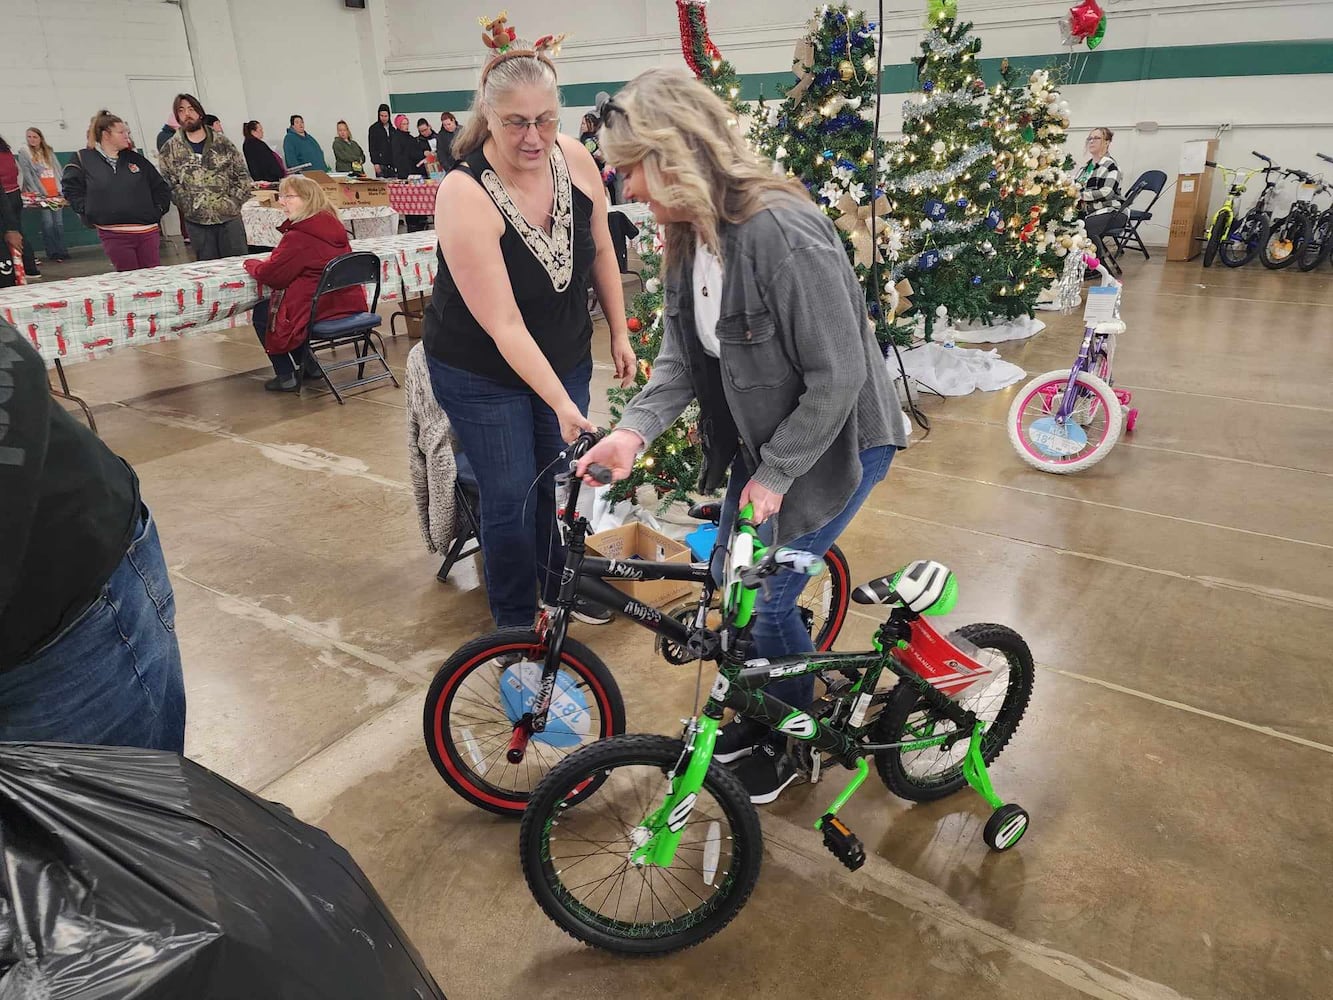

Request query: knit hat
[{"left": 394, "top": 114, "right": 409, "bottom": 129}]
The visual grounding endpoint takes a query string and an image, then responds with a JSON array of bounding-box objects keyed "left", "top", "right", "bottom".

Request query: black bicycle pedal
[{"left": 819, "top": 814, "right": 866, "bottom": 871}]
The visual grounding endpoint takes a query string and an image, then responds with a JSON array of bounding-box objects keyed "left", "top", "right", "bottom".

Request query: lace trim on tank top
[{"left": 479, "top": 145, "right": 574, "bottom": 292}]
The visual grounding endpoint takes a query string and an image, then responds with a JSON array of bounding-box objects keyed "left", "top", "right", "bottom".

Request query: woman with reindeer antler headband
[{"left": 422, "top": 17, "right": 635, "bottom": 630}]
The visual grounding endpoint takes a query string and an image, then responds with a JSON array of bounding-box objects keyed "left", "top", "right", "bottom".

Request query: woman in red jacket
[{"left": 243, "top": 174, "right": 367, "bottom": 391}]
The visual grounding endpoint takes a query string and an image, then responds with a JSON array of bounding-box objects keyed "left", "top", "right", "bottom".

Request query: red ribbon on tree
[{"left": 676, "top": 0, "right": 722, "bottom": 79}]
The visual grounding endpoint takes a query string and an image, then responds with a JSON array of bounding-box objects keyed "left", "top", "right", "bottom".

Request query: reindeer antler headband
[{"left": 477, "top": 10, "right": 568, "bottom": 86}]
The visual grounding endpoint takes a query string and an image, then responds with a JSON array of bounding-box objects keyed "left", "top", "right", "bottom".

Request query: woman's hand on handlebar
[
  {"left": 558, "top": 403, "right": 598, "bottom": 444},
  {"left": 575, "top": 428, "right": 643, "bottom": 486},
  {"left": 738, "top": 479, "right": 784, "bottom": 524}
]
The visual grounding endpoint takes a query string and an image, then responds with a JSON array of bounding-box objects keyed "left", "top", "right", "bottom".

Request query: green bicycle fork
[{"left": 631, "top": 715, "right": 721, "bottom": 868}]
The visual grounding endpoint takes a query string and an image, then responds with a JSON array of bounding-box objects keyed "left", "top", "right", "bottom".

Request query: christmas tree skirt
[
  {"left": 940, "top": 315, "right": 1046, "bottom": 344},
  {"left": 897, "top": 342, "right": 1025, "bottom": 397}
]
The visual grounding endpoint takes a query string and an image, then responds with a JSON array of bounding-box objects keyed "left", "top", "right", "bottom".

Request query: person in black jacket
[
  {"left": 242, "top": 120, "right": 284, "bottom": 182},
  {"left": 390, "top": 114, "right": 430, "bottom": 232},
  {"left": 368, "top": 103, "right": 394, "bottom": 178},
  {"left": 62, "top": 110, "right": 173, "bottom": 271},
  {"left": 0, "top": 168, "right": 22, "bottom": 274},
  {"left": 0, "top": 318, "right": 186, "bottom": 752}
]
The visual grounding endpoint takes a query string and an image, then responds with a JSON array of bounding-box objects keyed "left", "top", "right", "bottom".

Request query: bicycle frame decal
[
  {"left": 777, "top": 711, "right": 819, "bottom": 739},
  {"left": 892, "top": 618, "right": 997, "bottom": 698}
]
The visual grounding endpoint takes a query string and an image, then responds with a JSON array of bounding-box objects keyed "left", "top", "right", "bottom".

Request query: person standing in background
[
  {"left": 391, "top": 114, "right": 430, "bottom": 232},
  {"left": 0, "top": 135, "right": 40, "bottom": 278},
  {"left": 437, "top": 112, "right": 458, "bottom": 171},
  {"left": 368, "top": 104, "right": 395, "bottom": 178},
  {"left": 242, "top": 121, "right": 284, "bottom": 182},
  {"left": 17, "top": 128, "right": 69, "bottom": 263},
  {"left": 156, "top": 115, "right": 177, "bottom": 152},
  {"left": 332, "top": 121, "right": 367, "bottom": 174},
  {"left": 0, "top": 318, "right": 187, "bottom": 753},
  {"left": 416, "top": 118, "right": 438, "bottom": 155},
  {"left": 61, "top": 111, "right": 172, "bottom": 272},
  {"left": 158, "top": 94, "right": 251, "bottom": 261},
  {"left": 203, "top": 114, "right": 224, "bottom": 134},
  {"left": 283, "top": 115, "right": 328, "bottom": 173},
  {"left": 0, "top": 163, "right": 22, "bottom": 271}
]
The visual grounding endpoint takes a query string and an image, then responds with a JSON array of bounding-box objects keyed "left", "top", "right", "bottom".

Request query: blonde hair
[
  {"left": 279, "top": 174, "right": 335, "bottom": 223},
  {"left": 599, "top": 68, "right": 805, "bottom": 271},
  {"left": 26, "top": 126, "right": 55, "bottom": 167},
  {"left": 453, "top": 51, "right": 560, "bottom": 162}
]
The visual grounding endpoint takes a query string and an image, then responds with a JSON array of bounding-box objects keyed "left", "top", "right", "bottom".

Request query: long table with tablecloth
[
  {"left": 241, "top": 201, "right": 400, "bottom": 247},
  {"left": 0, "top": 233, "right": 440, "bottom": 369}
]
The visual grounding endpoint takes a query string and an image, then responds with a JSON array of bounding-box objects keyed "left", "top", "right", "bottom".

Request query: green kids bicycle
[
  {"left": 1202, "top": 152, "right": 1281, "bottom": 268},
  {"left": 518, "top": 499, "right": 1035, "bottom": 954}
]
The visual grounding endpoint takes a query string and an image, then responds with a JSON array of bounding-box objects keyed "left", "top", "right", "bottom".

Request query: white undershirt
[{"left": 692, "top": 246, "right": 723, "bottom": 358}]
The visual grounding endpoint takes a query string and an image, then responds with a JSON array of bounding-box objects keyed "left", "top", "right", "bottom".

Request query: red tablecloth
[{"left": 387, "top": 182, "right": 439, "bottom": 217}]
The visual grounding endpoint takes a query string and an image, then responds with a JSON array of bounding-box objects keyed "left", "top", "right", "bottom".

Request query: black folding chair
[
  {"left": 436, "top": 451, "right": 482, "bottom": 582},
  {"left": 303, "top": 251, "right": 399, "bottom": 404},
  {"left": 1110, "top": 170, "right": 1168, "bottom": 261}
]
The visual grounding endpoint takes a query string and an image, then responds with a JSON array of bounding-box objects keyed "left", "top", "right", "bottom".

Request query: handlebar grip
[
  {"left": 1320, "top": 153, "right": 1333, "bottom": 165},
  {"left": 1252, "top": 151, "right": 1270, "bottom": 162},
  {"left": 1205, "top": 160, "right": 1218, "bottom": 168},
  {"left": 585, "top": 463, "right": 614, "bottom": 486}
]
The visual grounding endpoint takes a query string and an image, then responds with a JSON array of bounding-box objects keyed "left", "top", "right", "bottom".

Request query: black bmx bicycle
[{"left": 422, "top": 432, "right": 848, "bottom": 815}]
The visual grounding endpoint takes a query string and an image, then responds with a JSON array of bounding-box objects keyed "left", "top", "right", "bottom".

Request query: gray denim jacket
[{"left": 617, "top": 191, "right": 907, "bottom": 545}]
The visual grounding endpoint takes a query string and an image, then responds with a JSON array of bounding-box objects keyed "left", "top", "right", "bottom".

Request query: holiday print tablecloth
[
  {"left": 0, "top": 233, "right": 440, "bottom": 368},
  {"left": 387, "top": 181, "right": 439, "bottom": 217},
  {"left": 241, "top": 201, "right": 399, "bottom": 247}
]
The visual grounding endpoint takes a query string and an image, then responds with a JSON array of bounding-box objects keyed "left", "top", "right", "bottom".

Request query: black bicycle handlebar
[
  {"left": 585, "top": 463, "right": 614, "bottom": 485},
  {"left": 1320, "top": 153, "right": 1333, "bottom": 165},
  {"left": 1252, "top": 151, "right": 1271, "bottom": 162},
  {"left": 1205, "top": 160, "right": 1218, "bottom": 168}
]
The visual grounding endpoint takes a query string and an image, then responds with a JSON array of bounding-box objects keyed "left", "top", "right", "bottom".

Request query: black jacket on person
[
  {"left": 156, "top": 124, "right": 175, "bottom": 152},
  {"left": 368, "top": 121, "right": 395, "bottom": 177},
  {"left": 389, "top": 128, "right": 424, "bottom": 179},
  {"left": 436, "top": 130, "right": 456, "bottom": 171},
  {"left": 61, "top": 148, "right": 172, "bottom": 228},
  {"left": 0, "top": 320, "right": 140, "bottom": 669},
  {"left": 243, "top": 136, "right": 283, "bottom": 182}
]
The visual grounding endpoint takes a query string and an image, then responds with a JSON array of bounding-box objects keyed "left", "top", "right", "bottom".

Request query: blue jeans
[
  {"left": 39, "top": 208, "right": 68, "bottom": 259},
  {"left": 0, "top": 506, "right": 186, "bottom": 753},
  {"left": 428, "top": 356, "right": 593, "bottom": 628},
  {"left": 714, "top": 445, "right": 896, "bottom": 709}
]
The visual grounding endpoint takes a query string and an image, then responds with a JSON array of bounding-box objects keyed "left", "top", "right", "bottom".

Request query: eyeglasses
[{"left": 497, "top": 114, "right": 560, "bottom": 136}]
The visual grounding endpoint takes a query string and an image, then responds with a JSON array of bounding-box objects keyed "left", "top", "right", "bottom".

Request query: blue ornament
[
  {"left": 971, "top": 275, "right": 982, "bottom": 286},
  {"left": 924, "top": 199, "right": 948, "bottom": 221},
  {"left": 822, "top": 149, "right": 835, "bottom": 160},
  {"left": 837, "top": 158, "right": 856, "bottom": 172},
  {"left": 923, "top": 80, "right": 935, "bottom": 92},
  {"left": 957, "top": 197, "right": 969, "bottom": 208},
  {"left": 988, "top": 169, "right": 998, "bottom": 181},
  {"left": 919, "top": 249, "right": 942, "bottom": 271},
  {"left": 984, "top": 208, "right": 1003, "bottom": 229}
]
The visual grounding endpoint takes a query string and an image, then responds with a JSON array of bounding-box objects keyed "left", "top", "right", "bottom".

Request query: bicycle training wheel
[
  {"left": 871, "top": 623, "right": 1034, "bottom": 802},
  {"left": 1219, "top": 213, "right": 1268, "bottom": 268},
  {"left": 1008, "top": 370, "right": 1123, "bottom": 474},
  {"left": 520, "top": 734, "right": 763, "bottom": 954},
  {"left": 1261, "top": 215, "right": 1309, "bottom": 269},
  {"left": 423, "top": 627, "right": 625, "bottom": 815}
]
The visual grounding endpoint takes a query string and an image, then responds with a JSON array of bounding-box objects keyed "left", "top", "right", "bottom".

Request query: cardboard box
[
  {"left": 1166, "top": 139, "right": 1218, "bottom": 262},
  {"left": 585, "top": 522, "right": 695, "bottom": 608},
  {"left": 303, "top": 171, "right": 391, "bottom": 209}
]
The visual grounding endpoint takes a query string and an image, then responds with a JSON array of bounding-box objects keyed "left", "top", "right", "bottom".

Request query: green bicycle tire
[
  {"left": 520, "top": 733, "right": 763, "bottom": 955},
  {"left": 871, "top": 623, "right": 1034, "bottom": 803}
]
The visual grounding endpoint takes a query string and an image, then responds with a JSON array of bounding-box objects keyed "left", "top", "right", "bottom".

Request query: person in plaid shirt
[{"left": 1078, "top": 126, "right": 1126, "bottom": 275}]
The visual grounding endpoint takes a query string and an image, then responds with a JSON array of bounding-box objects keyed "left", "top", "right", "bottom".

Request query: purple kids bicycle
[{"left": 1008, "top": 255, "right": 1139, "bottom": 473}]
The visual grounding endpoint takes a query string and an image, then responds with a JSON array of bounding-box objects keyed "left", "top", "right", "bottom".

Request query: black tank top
[{"left": 423, "top": 144, "right": 595, "bottom": 386}]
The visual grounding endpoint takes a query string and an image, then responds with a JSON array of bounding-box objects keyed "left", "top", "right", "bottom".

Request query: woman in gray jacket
[{"left": 578, "top": 69, "right": 907, "bottom": 803}]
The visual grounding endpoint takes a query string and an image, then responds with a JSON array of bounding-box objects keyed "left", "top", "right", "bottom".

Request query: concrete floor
[{"left": 43, "top": 248, "right": 1333, "bottom": 999}]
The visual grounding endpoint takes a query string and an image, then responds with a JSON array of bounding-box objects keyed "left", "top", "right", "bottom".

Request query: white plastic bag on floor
[
  {"left": 896, "top": 342, "right": 1025, "bottom": 397},
  {"left": 942, "top": 315, "right": 1046, "bottom": 344}
]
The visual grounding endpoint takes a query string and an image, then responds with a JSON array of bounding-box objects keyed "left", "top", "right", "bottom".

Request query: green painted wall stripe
[{"left": 391, "top": 38, "right": 1331, "bottom": 113}]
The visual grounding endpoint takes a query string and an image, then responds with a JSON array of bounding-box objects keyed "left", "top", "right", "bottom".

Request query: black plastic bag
[{"left": 0, "top": 743, "right": 445, "bottom": 999}]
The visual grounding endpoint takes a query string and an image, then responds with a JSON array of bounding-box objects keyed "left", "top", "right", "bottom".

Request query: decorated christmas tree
[
  {"left": 879, "top": 2, "right": 1002, "bottom": 341},
  {"left": 985, "top": 61, "right": 1086, "bottom": 315},
  {"left": 676, "top": 0, "right": 749, "bottom": 118},
  {"left": 753, "top": 5, "right": 907, "bottom": 345},
  {"left": 606, "top": 228, "right": 704, "bottom": 506}
]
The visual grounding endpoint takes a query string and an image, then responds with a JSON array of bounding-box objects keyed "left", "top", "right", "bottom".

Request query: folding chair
[
  {"left": 436, "top": 451, "right": 482, "bottom": 582},
  {"left": 1110, "top": 170, "right": 1168, "bottom": 261},
  {"left": 303, "top": 251, "right": 400, "bottom": 404}
]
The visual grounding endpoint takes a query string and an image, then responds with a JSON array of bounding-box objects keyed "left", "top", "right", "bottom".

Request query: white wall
[
  {"left": 3, "top": 0, "right": 393, "bottom": 166},
  {"left": 380, "top": 0, "right": 1333, "bottom": 242},
  {"left": 1, "top": 0, "right": 196, "bottom": 155}
]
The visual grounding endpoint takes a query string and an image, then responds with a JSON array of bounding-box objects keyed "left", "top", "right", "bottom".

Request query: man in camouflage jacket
[{"left": 158, "top": 94, "right": 253, "bottom": 260}]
